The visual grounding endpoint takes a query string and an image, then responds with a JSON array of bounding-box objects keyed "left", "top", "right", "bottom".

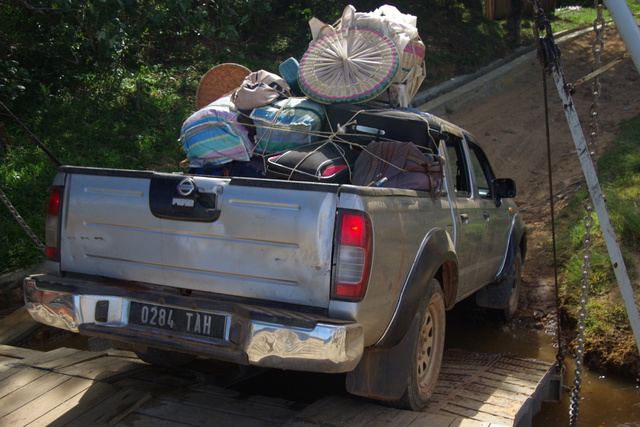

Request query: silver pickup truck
[{"left": 24, "top": 110, "right": 525, "bottom": 410}]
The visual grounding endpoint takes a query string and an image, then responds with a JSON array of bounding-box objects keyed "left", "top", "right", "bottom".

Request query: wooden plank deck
[
  {"left": 0, "top": 307, "right": 40, "bottom": 345},
  {"left": 0, "top": 345, "right": 558, "bottom": 426}
]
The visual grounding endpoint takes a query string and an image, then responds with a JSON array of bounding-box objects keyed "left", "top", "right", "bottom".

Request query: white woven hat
[{"left": 297, "top": 27, "right": 399, "bottom": 104}]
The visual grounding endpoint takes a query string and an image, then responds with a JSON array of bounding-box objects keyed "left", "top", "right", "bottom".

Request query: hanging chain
[
  {"left": 531, "top": 0, "right": 567, "bottom": 376},
  {"left": 0, "top": 187, "right": 46, "bottom": 253},
  {"left": 569, "top": 204, "right": 594, "bottom": 427},
  {"left": 569, "top": 4, "right": 606, "bottom": 425},
  {"left": 588, "top": 1, "right": 605, "bottom": 157}
]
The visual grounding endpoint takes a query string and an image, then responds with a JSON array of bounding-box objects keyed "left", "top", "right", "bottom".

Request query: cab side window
[
  {"left": 446, "top": 136, "right": 471, "bottom": 198},
  {"left": 466, "top": 138, "right": 495, "bottom": 199}
]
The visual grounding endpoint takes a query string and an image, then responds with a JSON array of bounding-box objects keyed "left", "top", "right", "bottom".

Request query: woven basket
[
  {"left": 196, "top": 63, "right": 251, "bottom": 110},
  {"left": 395, "top": 37, "right": 426, "bottom": 102},
  {"left": 298, "top": 27, "right": 399, "bottom": 104}
]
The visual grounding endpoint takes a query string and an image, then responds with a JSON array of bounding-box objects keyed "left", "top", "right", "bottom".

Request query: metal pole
[
  {"left": 549, "top": 60, "right": 640, "bottom": 351},
  {"left": 603, "top": 0, "right": 640, "bottom": 75}
]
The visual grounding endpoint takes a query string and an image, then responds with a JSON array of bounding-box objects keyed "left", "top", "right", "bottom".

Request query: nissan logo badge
[{"left": 177, "top": 178, "right": 196, "bottom": 196}]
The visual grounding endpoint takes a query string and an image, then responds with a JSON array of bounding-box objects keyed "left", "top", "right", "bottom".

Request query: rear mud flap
[{"left": 345, "top": 310, "right": 421, "bottom": 401}]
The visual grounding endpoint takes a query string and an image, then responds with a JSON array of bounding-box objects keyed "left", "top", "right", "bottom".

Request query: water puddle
[
  {"left": 534, "top": 357, "right": 640, "bottom": 426},
  {"left": 445, "top": 303, "right": 640, "bottom": 426}
]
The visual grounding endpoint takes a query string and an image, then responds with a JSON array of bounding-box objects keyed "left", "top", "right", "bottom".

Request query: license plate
[{"left": 128, "top": 302, "right": 226, "bottom": 340}]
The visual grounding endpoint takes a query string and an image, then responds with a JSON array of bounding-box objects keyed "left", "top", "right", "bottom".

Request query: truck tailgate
[{"left": 59, "top": 168, "right": 339, "bottom": 308}]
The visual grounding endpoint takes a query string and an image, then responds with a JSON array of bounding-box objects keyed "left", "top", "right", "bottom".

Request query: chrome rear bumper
[{"left": 23, "top": 275, "right": 363, "bottom": 373}]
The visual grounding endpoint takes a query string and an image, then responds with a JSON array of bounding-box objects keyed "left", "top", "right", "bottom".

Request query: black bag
[
  {"left": 266, "top": 142, "right": 358, "bottom": 183},
  {"left": 323, "top": 104, "right": 441, "bottom": 151},
  {"left": 352, "top": 140, "right": 445, "bottom": 197}
]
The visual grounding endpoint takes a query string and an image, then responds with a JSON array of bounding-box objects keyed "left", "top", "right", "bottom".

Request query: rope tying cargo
[{"left": 187, "top": 106, "right": 441, "bottom": 180}]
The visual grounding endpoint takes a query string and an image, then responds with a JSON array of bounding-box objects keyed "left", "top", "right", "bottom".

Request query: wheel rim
[{"left": 417, "top": 303, "right": 439, "bottom": 391}]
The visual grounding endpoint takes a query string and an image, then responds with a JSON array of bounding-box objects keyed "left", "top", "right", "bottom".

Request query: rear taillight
[
  {"left": 332, "top": 210, "right": 373, "bottom": 301},
  {"left": 45, "top": 187, "right": 61, "bottom": 260}
]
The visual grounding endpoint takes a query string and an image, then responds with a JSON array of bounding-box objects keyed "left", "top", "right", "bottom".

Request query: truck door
[
  {"left": 465, "top": 135, "right": 513, "bottom": 282},
  {"left": 445, "top": 135, "right": 486, "bottom": 296}
]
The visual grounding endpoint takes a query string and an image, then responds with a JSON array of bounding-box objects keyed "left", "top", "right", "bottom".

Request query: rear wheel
[
  {"left": 397, "top": 279, "right": 446, "bottom": 411},
  {"left": 135, "top": 347, "right": 196, "bottom": 368},
  {"left": 503, "top": 251, "right": 523, "bottom": 320}
]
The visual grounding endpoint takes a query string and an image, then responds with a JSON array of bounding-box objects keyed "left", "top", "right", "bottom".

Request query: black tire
[
  {"left": 397, "top": 279, "right": 446, "bottom": 411},
  {"left": 503, "top": 251, "right": 523, "bottom": 320},
  {"left": 135, "top": 347, "right": 196, "bottom": 368}
]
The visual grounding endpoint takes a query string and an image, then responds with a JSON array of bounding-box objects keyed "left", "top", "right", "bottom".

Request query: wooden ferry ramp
[{"left": 0, "top": 344, "right": 560, "bottom": 426}]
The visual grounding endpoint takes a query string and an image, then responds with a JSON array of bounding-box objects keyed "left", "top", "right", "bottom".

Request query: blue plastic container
[{"left": 279, "top": 57, "right": 303, "bottom": 96}]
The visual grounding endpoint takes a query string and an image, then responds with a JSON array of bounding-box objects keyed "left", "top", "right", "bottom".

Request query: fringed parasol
[{"left": 297, "top": 27, "right": 399, "bottom": 104}]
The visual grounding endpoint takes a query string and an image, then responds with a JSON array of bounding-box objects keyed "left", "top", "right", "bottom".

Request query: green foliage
[
  {"left": 597, "top": 116, "right": 640, "bottom": 249},
  {"left": 414, "top": 1, "right": 506, "bottom": 82},
  {"left": 0, "top": 212, "right": 45, "bottom": 272},
  {"left": 0, "top": 0, "right": 275, "bottom": 100},
  {"left": 557, "top": 0, "right": 600, "bottom": 8},
  {"left": 605, "top": 187, "right": 640, "bottom": 250},
  {"left": 0, "top": 141, "right": 52, "bottom": 271},
  {"left": 29, "top": 67, "right": 191, "bottom": 170},
  {"left": 1, "top": 0, "right": 515, "bottom": 107},
  {"left": 0, "top": 63, "right": 194, "bottom": 274},
  {"left": 558, "top": 114, "right": 640, "bottom": 362},
  {"left": 586, "top": 296, "right": 632, "bottom": 336},
  {"left": 0, "top": 60, "right": 31, "bottom": 101},
  {"left": 553, "top": 4, "right": 601, "bottom": 28},
  {"left": 598, "top": 116, "right": 640, "bottom": 182}
]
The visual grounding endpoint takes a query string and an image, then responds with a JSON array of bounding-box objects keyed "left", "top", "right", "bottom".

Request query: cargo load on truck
[{"left": 178, "top": 4, "right": 441, "bottom": 194}]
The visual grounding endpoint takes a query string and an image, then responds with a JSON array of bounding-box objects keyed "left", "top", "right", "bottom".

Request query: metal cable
[
  {"left": 1, "top": 103, "right": 57, "bottom": 255},
  {"left": 0, "top": 187, "right": 46, "bottom": 253},
  {"left": 0, "top": 101, "right": 62, "bottom": 167},
  {"left": 542, "top": 68, "right": 565, "bottom": 373},
  {"left": 531, "top": 0, "right": 566, "bottom": 376}
]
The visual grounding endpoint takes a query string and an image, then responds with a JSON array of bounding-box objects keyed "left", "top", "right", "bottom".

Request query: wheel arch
[
  {"left": 476, "top": 216, "right": 527, "bottom": 309},
  {"left": 498, "top": 216, "right": 528, "bottom": 280},
  {"left": 344, "top": 229, "right": 457, "bottom": 401},
  {"left": 374, "top": 227, "right": 457, "bottom": 349}
]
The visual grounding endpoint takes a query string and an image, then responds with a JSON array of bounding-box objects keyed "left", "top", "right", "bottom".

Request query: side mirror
[{"left": 494, "top": 178, "right": 516, "bottom": 199}]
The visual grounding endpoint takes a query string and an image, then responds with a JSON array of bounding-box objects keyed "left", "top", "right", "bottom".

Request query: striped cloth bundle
[{"left": 180, "top": 96, "right": 255, "bottom": 166}]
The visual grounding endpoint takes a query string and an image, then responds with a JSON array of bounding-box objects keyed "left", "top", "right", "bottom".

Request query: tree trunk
[{"left": 506, "top": 0, "right": 524, "bottom": 48}]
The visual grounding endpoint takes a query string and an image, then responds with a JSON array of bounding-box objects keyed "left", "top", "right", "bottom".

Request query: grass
[
  {"left": 547, "top": 2, "right": 640, "bottom": 33},
  {"left": 557, "top": 115, "right": 640, "bottom": 373}
]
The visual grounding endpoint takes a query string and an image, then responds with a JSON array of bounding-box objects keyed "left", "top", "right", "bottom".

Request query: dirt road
[{"left": 423, "top": 25, "right": 639, "bottom": 330}]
